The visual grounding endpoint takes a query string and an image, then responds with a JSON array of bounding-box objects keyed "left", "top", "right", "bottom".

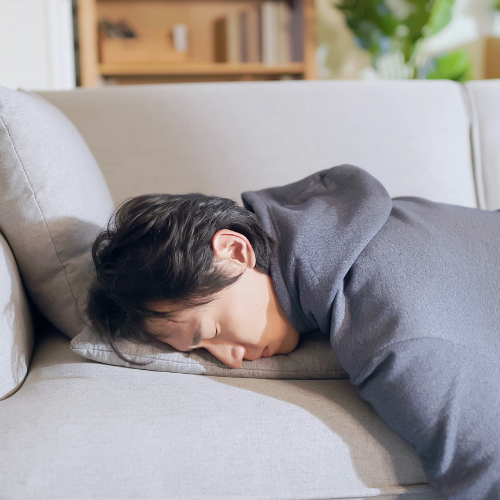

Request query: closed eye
[{"left": 188, "top": 329, "right": 219, "bottom": 352}]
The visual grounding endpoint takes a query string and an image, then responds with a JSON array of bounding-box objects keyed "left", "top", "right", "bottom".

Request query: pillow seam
[{"left": 0, "top": 113, "right": 82, "bottom": 322}]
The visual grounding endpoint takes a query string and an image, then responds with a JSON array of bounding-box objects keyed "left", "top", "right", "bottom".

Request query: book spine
[
  {"left": 261, "top": 1, "right": 278, "bottom": 65},
  {"left": 289, "top": 0, "right": 303, "bottom": 62},
  {"left": 248, "top": 3, "right": 263, "bottom": 62},
  {"left": 254, "top": 4, "right": 262, "bottom": 63},
  {"left": 214, "top": 17, "right": 227, "bottom": 62},
  {"left": 240, "top": 11, "right": 249, "bottom": 63},
  {"left": 227, "top": 11, "right": 241, "bottom": 63},
  {"left": 246, "top": 3, "right": 262, "bottom": 63},
  {"left": 278, "top": 1, "right": 292, "bottom": 64}
]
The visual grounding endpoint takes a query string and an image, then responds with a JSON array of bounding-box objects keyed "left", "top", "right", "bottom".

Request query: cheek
[{"left": 222, "top": 294, "right": 267, "bottom": 341}]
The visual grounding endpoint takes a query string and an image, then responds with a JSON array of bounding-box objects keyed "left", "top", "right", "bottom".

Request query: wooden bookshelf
[
  {"left": 77, "top": 0, "right": 318, "bottom": 87},
  {"left": 485, "top": 37, "right": 500, "bottom": 79}
]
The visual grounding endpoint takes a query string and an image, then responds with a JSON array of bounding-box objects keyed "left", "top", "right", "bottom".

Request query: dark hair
[{"left": 86, "top": 193, "right": 275, "bottom": 366}]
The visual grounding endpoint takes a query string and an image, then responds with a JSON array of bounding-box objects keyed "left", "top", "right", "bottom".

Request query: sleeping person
[{"left": 87, "top": 164, "right": 500, "bottom": 499}]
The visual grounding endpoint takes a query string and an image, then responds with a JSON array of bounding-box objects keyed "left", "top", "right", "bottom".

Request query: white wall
[
  {"left": 0, "top": 0, "right": 75, "bottom": 91},
  {"left": 316, "top": 0, "right": 496, "bottom": 80}
]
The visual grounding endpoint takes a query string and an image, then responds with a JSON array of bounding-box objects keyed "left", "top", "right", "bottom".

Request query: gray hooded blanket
[{"left": 242, "top": 164, "right": 500, "bottom": 499}]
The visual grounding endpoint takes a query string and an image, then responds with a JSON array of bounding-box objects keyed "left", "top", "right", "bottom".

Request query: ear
[{"left": 212, "top": 229, "right": 256, "bottom": 270}]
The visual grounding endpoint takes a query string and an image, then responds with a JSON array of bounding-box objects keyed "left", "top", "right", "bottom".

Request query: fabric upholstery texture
[
  {"left": 0, "top": 328, "right": 443, "bottom": 500},
  {"left": 0, "top": 86, "right": 114, "bottom": 340},
  {"left": 37, "top": 80, "right": 478, "bottom": 209},
  {"left": 71, "top": 327, "right": 348, "bottom": 379},
  {"left": 1, "top": 80, "right": 485, "bottom": 498},
  {"left": 0, "top": 233, "right": 33, "bottom": 401},
  {"left": 464, "top": 80, "right": 500, "bottom": 211}
]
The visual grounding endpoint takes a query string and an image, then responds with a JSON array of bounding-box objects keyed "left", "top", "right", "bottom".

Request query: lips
[{"left": 261, "top": 346, "right": 270, "bottom": 358}]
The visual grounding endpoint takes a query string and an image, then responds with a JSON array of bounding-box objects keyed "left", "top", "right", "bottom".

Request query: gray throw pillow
[
  {"left": 71, "top": 327, "right": 348, "bottom": 379},
  {"left": 0, "top": 86, "right": 114, "bottom": 340}
]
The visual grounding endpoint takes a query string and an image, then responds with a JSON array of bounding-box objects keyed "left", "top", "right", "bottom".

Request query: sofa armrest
[
  {"left": 0, "top": 232, "right": 34, "bottom": 401},
  {"left": 464, "top": 80, "right": 500, "bottom": 211}
]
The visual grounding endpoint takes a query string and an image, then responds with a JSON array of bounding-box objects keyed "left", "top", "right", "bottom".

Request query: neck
[{"left": 266, "top": 274, "right": 300, "bottom": 354}]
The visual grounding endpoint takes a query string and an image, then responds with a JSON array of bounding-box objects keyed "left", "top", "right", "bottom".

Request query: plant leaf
[
  {"left": 425, "top": 50, "right": 473, "bottom": 81},
  {"left": 426, "top": 0, "right": 455, "bottom": 37},
  {"left": 334, "top": 0, "right": 400, "bottom": 55}
]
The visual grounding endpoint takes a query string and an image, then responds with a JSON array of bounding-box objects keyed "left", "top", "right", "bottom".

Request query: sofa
[{"left": 1, "top": 78, "right": 499, "bottom": 499}]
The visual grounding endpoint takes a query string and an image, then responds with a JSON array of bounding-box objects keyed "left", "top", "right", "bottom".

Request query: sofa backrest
[
  {"left": 37, "top": 80, "right": 479, "bottom": 209},
  {"left": 464, "top": 80, "right": 500, "bottom": 211}
]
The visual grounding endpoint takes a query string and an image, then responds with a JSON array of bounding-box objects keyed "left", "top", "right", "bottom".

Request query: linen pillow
[
  {"left": 70, "top": 327, "right": 348, "bottom": 379},
  {"left": 0, "top": 233, "right": 34, "bottom": 400},
  {"left": 0, "top": 86, "right": 114, "bottom": 340}
]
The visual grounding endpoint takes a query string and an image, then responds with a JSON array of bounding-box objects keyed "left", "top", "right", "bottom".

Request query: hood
[{"left": 241, "top": 164, "right": 393, "bottom": 334}]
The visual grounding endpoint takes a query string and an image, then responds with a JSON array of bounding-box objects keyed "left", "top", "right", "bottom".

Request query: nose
[{"left": 204, "top": 343, "right": 246, "bottom": 369}]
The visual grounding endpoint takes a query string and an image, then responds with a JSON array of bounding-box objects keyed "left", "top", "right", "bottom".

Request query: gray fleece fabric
[{"left": 242, "top": 164, "right": 500, "bottom": 500}]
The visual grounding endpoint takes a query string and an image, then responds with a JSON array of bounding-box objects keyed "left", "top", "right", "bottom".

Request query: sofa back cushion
[
  {"left": 37, "top": 80, "right": 479, "bottom": 209},
  {"left": 465, "top": 80, "right": 500, "bottom": 211},
  {"left": 0, "top": 86, "right": 114, "bottom": 340},
  {"left": 0, "top": 233, "right": 33, "bottom": 400}
]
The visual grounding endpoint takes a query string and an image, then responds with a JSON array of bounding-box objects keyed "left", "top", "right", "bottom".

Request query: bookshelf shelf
[
  {"left": 77, "top": 0, "right": 318, "bottom": 86},
  {"left": 99, "top": 61, "right": 305, "bottom": 76}
]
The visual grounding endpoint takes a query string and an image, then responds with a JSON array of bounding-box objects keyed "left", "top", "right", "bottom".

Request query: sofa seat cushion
[
  {"left": 0, "top": 328, "right": 443, "bottom": 499},
  {"left": 0, "top": 86, "right": 114, "bottom": 340}
]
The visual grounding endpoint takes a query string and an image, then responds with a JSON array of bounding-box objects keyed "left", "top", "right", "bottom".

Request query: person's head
[{"left": 87, "top": 193, "right": 300, "bottom": 369}]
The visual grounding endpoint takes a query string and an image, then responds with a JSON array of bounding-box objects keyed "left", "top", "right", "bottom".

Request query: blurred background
[{"left": 0, "top": 0, "right": 499, "bottom": 91}]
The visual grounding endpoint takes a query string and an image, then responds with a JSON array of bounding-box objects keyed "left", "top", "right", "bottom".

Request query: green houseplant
[
  {"left": 334, "top": 0, "right": 473, "bottom": 81},
  {"left": 493, "top": 0, "right": 500, "bottom": 35}
]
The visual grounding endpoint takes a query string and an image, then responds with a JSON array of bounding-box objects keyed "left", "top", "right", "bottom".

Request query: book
[
  {"left": 214, "top": 12, "right": 241, "bottom": 63},
  {"left": 240, "top": 11, "right": 249, "bottom": 62},
  {"left": 261, "top": 1, "right": 278, "bottom": 65},
  {"left": 261, "top": 1, "right": 292, "bottom": 65},
  {"left": 277, "top": 1, "right": 292, "bottom": 64},
  {"left": 214, "top": 7, "right": 261, "bottom": 64},
  {"left": 227, "top": 11, "right": 241, "bottom": 63},
  {"left": 247, "top": 4, "right": 261, "bottom": 63},
  {"left": 289, "top": 0, "right": 303, "bottom": 62},
  {"left": 214, "top": 17, "right": 227, "bottom": 62}
]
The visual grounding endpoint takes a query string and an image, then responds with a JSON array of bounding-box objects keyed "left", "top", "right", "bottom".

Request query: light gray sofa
[{"left": 1, "top": 79, "right": 499, "bottom": 499}]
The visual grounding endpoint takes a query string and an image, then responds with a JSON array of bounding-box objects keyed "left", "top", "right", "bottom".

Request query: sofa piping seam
[{"left": 459, "top": 83, "right": 486, "bottom": 210}]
